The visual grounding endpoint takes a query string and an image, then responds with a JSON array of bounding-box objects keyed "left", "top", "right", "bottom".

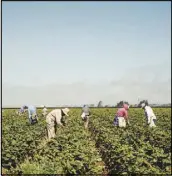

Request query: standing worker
[
  {"left": 114, "top": 104, "right": 130, "bottom": 127},
  {"left": 27, "top": 105, "right": 38, "bottom": 124},
  {"left": 141, "top": 102, "right": 157, "bottom": 127},
  {"left": 42, "top": 106, "right": 48, "bottom": 117},
  {"left": 81, "top": 105, "right": 91, "bottom": 129},
  {"left": 46, "top": 108, "right": 70, "bottom": 140}
]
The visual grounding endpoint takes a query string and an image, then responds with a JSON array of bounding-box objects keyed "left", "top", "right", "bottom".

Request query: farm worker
[
  {"left": 42, "top": 106, "right": 48, "bottom": 117},
  {"left": 17, "top": 105, "right": 27, "bottom": 116},
  {"left": 46, "top": 108, "right": 70, "bottom": 139},
  {"left": 113, "top": 104, "right": 130, "bottom": 127},
  {"left": 27, "top": 105, "right": 38, "bottom": 124},
  {"left": 141, "top": 103, "right": 156, "bottom": 127},
  {"left": 81, "top": 105, "right": 91, "bottom": 129}
]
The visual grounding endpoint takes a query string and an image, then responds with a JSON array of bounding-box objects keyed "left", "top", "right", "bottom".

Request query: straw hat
[{"left": 62, "top": 108, "right": 70, "bottom": 116}]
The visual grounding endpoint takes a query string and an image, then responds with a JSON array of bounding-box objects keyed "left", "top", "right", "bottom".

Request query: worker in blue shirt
[{"left": 25, "top": 105, "right": 38, "bottom": 124}]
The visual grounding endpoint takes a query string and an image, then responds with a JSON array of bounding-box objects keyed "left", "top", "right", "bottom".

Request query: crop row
[
  {"left": 2, "top": 110, "right": 46, "bottom": 171},
  {"left": 2, "top": 108, "right": 171, "bottom": 175},
  {"left": 8, "top": 110, "right": 104, "bottom": 174},
  {"left": 89, "top": 108, "right": 171, "bottom": 174}
]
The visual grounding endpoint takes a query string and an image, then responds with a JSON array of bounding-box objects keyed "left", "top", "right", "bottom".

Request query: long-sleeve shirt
[
  {"left": 46, "top": 109, "right": 63, "bottom": 127},
  {"left": 144, "top": 106, "right": 156, "bottom": 124},
  {"left": 116, "top": 108, "right": 128, "bottom": 120},
  {"left": 28, "top": 105, "right": 37, "bottom": 118},
  {"left": 82, "top": 106, "right": 91, "bottom": 116}
]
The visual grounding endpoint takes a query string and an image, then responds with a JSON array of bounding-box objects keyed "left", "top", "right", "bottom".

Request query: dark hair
[{"left": 145, "top": 100, "right": 149, "bottom": 106}]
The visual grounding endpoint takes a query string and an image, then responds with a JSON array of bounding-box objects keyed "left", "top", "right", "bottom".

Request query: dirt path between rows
[{"left": 86, "top": 129, "right": 109, "bottom": 176}]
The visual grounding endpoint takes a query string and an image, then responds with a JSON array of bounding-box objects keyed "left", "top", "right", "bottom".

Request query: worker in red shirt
[{"left": 114, "top": 104, "right": 130, "bottom": 127}]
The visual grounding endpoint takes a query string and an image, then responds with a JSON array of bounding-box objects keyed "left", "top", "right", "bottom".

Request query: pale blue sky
[{"left": 2, "top": 1, "right": 171, "bottom": 106}]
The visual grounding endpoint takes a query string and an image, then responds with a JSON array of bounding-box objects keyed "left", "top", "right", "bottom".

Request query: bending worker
[
  {"left": 114, "top": 104, "right": 130, "bottom": 127},
  {"left": 27, "top": 105, "right": 38, "bottom": 124},
  {"left": 46, "top": 108, "right": 70, "bottom": 139},
  {"left": 141, "top": 102, "right": 157, "bottom": 127},
  {"left": 81, "top": 105, "right": 91, "bottom": 129}
]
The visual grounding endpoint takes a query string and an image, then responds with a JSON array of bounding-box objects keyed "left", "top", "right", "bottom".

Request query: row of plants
[
  {"left": 2, "top": 110, "right": 46, "bottom": 172},
  {"left": 6, "top": 109, "right": 105, "bottom": 174},
  {"left": 89, "top": 108, "right": 171, "bottom": 174},
  {"left": 2, "top": 108, "right": 171, "bottom": 174}
]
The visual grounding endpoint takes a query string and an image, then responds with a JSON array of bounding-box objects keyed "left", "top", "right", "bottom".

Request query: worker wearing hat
[
  {"left": 46, "top": 108, "right": 70, "bottom": 139},
  {"left": 27, "top": 105, "right": 38, "bottom": 124},
  {"left": 114, "top": 103, "right": 130, "bottom": 127},
  {"left": 81, "top": 105, "right": 91, "bottom": 129},
  {"left": 141, "top": 102, "right": 156, "bottom": 127}
]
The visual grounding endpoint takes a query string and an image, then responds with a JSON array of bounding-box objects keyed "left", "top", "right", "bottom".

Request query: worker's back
[
  {"left": 28, "top": 105, "right": 36, "bottom": 114},
  {"left": 82, "top": 105, "right": 90, "bottom": 115},
  {"left": 144, "top": 106, "right": 156, "bottom": 119}
]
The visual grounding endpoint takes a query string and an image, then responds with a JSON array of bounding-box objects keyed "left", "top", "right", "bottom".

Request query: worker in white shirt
[
  {"left": 141, "top": 102, "right": 157, "bottom": 127},
  {"left": 81, "top": 105, "right": 91, "bottom": 129},
  {"left": 42, "top": 106, "right": 48, "bottom": 117},
  {"left": 46, "top": 108, "right": 70, "bottom": 139}
]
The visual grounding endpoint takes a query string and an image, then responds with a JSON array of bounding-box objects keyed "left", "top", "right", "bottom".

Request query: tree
[
  {"left": 138, "top": 100, "right": 149, "bottom": 107},
  {"left": 116, "top": 101, "right": 129, "bottom": 108},
  {"left": 97, "top": 101, "right": 103, "bottom": 107}
]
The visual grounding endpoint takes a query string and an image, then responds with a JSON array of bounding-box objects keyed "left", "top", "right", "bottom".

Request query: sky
[{"left": 2, "top": 1, "right": 171, "bottom": 106}]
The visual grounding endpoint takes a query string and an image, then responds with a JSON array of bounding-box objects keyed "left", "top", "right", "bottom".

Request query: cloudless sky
[{"left": 2, "top": 1, "right": 171, "bottom": 106}]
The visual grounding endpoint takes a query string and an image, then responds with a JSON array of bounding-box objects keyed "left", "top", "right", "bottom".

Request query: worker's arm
[
  {"left": 55, "top": 111, "right": 63, "bottom": 126},
  {"left": 124, "top": 112, "right": 130, "bottom": 125},
  {"left": 124, "top": 110, "right": 128, "bottom": 120}
]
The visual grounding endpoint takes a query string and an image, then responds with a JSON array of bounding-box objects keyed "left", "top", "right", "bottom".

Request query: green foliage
[
  {"left": 2, "top": 110, "right": 46, "bottom": 170},
  {"left": 89, "top": 108, "right": 171, "bottom": 174},
  {"left": 2, "top": 108, "right": 171, "bottom": 174},
  {"left": 2, "top": 109, "right": 104, "bottom": 174}
]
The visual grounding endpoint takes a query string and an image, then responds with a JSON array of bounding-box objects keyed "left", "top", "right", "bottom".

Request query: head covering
[
  {"left": 141, "top": 103, "right": 146, "bottom": 109},
  {"left": 123, "top": 104, "right": 129, "bottom": 110},
  {"left": 62, "top": 108, "right": 70, "bottom": 116}
]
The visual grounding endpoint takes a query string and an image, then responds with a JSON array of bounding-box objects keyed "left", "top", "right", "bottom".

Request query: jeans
[{"left": 113, "top": 116, "right": 118, "bottom": 126}]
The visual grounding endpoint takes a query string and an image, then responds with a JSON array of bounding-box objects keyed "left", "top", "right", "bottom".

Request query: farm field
[{"left": 1, "top": 108, "right": 171, "bottom": 175}]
